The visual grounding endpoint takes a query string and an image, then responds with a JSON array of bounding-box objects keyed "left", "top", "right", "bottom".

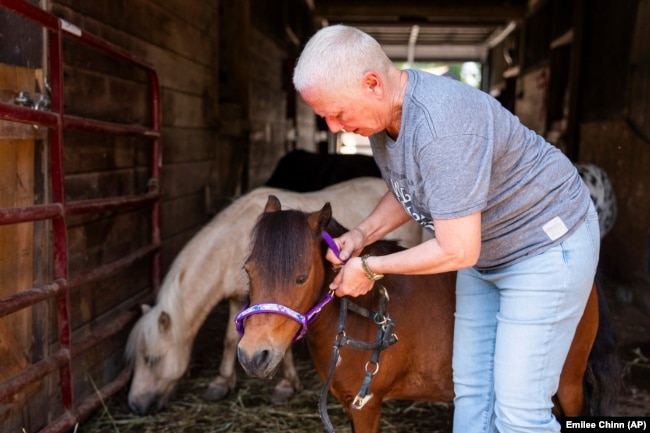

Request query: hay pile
[
  {"left": 79, "top": 356, "right": 452, "bottom": 433},
  {"left": 77, "top": 307, "right": 453, "bottom": 432}
]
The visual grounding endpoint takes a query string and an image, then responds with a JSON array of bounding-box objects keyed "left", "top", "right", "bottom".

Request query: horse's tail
[{"left": 582, "top": 279, "right": 621, "bottom": 416}]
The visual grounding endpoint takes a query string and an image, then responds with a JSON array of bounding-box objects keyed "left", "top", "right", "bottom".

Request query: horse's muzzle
[
  {"left": 128, "top": 393, "right": 161, "bottom": 416},
  {"left": 237, "top": 345, "right": 281, "bottom": 379}
]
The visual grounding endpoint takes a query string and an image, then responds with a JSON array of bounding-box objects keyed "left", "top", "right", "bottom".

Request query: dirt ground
[{"left": 77, "top": 275, "right": 650, "bottom": 432}]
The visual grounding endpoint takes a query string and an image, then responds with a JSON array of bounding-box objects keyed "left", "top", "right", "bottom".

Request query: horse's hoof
[
  {"left": 201, "top": 383, "right": 231, "bottom": 401},
  {"left": 270, "top": 379, "right": 297, "bottom": 404}
]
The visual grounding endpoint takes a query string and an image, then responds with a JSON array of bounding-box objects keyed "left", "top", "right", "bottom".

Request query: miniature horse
[
  {"left": 237, "top": 196, "right": 619, "bottom": 433},
  {"left": 125, "top": 178, "right": 425, "bottom": 415}
]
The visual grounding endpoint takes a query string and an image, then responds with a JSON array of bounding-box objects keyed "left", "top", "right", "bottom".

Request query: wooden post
[{"left": 0, "top": 63, "right": 42, "bottom": 402}]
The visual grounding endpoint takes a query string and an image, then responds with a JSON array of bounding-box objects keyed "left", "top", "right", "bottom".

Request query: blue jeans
[{"left": 452, "top": 205, "right": 600, "bottom": 433}]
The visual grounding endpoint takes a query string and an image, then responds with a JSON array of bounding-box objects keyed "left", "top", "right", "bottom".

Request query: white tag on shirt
[{"left": 543, "top": 216, "right": 568, "bottom": 241}]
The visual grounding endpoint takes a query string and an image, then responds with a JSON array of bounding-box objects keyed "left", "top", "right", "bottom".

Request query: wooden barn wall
[
  {"left": 2, "top": 0, "right": 321, "bottom": 428},
  {"left": 245, "top": 0, "right": 318, "bottom": 189},
  {"left": 1, "top": 1, "right": 225, "bottom": 429},
  {"left": 0, "top": 2, "right": 50, "bottom": 426},
  {"left": 579, "top": 0, "right": 638, "bottom": 122},
  {"left": 488, "top": 0, "right": 649, "bottom": 280},
  {"left": 216, "top": 0, "right": 250, "bottom": 197},
  {"left": 580, "top": 120, "right": 650, "bottom": 279},
  {"left": 578, "top": 0, "right": 650, "bottom": 280},
  {"left": 51, "top": 0, "right": 226, "bottom": 271},
  {"left": 247, "top": 25, "right": 290, "bottom": 188}
]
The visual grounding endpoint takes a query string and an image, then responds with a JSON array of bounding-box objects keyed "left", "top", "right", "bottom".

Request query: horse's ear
[
  {"left": 264, "top": 195, "right": 281, "bottom": 213},
  {"left": 308, "top": 202, "right": 332, "bottom": 232},
  {"left": 321, "top": 202, "right": 332, "bottom": 223},
  {"left": 158, "top": 311, "right": 171, "bottom": 333}
]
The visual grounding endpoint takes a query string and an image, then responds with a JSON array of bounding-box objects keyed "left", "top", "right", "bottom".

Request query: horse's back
[
  {"left": 269, "top": 177, "right": 424, "bottom": 247},
  {"left": 162, "top": 177, "right": 423, "bottom": 301}
]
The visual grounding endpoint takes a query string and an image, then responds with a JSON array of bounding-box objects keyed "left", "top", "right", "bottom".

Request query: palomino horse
[
  {"left": 237, "top": 197, "right": 619, "bottom": 433},
  {"left": 125, "top": 178, "right": 425, "bottom": 415}
]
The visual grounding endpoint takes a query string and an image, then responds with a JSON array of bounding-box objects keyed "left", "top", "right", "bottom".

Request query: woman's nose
[{"left": 325, "top": 117, "right": 343, "bottom": 133}]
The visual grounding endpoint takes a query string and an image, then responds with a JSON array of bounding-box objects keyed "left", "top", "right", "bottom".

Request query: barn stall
[{"left": 0, "top": 0, "right": 649, "bottom": 432}]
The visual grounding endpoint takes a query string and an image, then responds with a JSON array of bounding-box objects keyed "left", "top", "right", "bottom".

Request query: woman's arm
[
  {"left": 327, "top": 190, "right": 412, "bottom": 263},
  {"left": 329, "top": 211, "right": 481, "bottom": 297}
]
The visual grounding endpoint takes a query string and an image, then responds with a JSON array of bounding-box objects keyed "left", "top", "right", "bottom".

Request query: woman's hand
[
  {"left": 325, "top": 227, "right": 366, "bottom": 265},
  {"left": 325, "top": 228, "right": 374, "bottom": 297},
  {"left": 329, "top": 256, "right": 375, "bottom": 297}
]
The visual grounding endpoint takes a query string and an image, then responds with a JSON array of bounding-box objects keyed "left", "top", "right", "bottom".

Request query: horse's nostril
[
  {"left": 254, "top": 349, "right": 271, "bottom": 370},
  {"left": 238, "top": 346, "right": 273, "bottom": 376},
  {"left": 128, "top": 401, "right": 138, "bottom": 415},
  {"left": 237, "top": 346, "right": 250, "bottom": 363}
]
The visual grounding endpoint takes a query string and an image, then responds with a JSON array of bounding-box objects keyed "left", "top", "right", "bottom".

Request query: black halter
[{"left": 319, "top": 284, "right": 398, "bottom": 433}]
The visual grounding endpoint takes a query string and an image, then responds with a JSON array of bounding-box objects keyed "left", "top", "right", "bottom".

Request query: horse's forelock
[
  {"left": 125, "top": 318, "right": 144, "bottom": 363},
  {"left": 250, "top": 210, "right": 314, "bottom": 287}
]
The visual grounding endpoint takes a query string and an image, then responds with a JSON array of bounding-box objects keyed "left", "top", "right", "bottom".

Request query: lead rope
[{"left": 318, "top": 285, "right": 398, "bottom": 433}]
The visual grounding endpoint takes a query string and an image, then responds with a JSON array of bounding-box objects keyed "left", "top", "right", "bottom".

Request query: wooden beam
[{"left": 314, "top": 0, "right": 527, "bottom": 23}]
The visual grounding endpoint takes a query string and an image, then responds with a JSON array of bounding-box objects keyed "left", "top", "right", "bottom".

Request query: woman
[{"left": 293, "top": 25, "right": 600, "bottom": 433}]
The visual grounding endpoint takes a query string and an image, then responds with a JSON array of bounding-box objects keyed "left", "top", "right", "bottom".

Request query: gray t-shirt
[{"left": 370, "top": 69, "right": 591, "bottom": 270}]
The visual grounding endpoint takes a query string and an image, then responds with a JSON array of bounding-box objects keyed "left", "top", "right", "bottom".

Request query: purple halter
[{"left": 235, "top": 230, "right": 341, "bottom": 343}]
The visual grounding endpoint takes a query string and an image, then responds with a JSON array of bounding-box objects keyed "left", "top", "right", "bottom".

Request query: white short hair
[{"left": 293, "top": 25, "right": 392, "bottom": 95}]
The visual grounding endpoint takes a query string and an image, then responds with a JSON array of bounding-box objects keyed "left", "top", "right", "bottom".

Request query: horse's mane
[
  {"left": 125, "top": 313, "right": 145, "bottom": 363},
  {"left": 125, "top": 284, "right": 185, "bottom": 364}
]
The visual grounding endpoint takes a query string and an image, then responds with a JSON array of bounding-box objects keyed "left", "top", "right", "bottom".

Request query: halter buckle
[{"left": 351, "top": 393, "right": 373, "bottom": 410}]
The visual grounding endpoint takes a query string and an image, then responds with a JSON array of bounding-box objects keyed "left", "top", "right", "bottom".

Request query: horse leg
[
  {"left": 270, "top": 348, "right": 302, "bottom": 404},
  {"left": 347, "top": 399, "right": 383, "bottom": 433},
  {"left": 202, "top": 298, "right": 242, "bottom": 401},
  {"left": 555, "top": 282, "right": 599, "bottom": 417}
]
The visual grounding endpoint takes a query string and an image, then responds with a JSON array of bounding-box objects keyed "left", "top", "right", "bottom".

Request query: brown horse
[{"left": 236, "top": 196, "right": 619, "bottom": 432}]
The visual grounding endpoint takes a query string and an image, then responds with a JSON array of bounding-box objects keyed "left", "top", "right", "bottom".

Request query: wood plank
[
  {"left": 62, "top": 66, "right": 149, "bottom": 125},
  {"left": 64, "top": 167, "right": 149, "bottom": 202},
  {"left": 161, "top": 159, "right": 214, "bottom": 198},
  {"left": 52, "top": 0, "right": 211, "bottom": 64},
  {"left": 55, "top": 14, "right": 214, "bottom": 96},
  {"left": 161, "top": 89, "right": 209, "bottom": 128},
  {"left": 62, "top": 131, "right": 148, "bottom": 174},
  {"left": 0, "top": 64, "right": 37, "bottom": 404},
  {"left": 161, "top": 226, "right": 200, "bottom": 274},
  {"left": 0, "top": 318, "right": 39, "bottom": 402},
  {"left": 161, "top": 127, "right": 217, "bottom": 164},
  {"left": 67, "top": 209, "right": 151, "bottom": 275},
  {"left": 69, "top": 261, "right": 150, "bottom": 329},
  {"left": 161, "top": 191, "right": 207, "bottom": 238},
  {"left": 152, "top": 0, "right": 216, "bottom": 31}
]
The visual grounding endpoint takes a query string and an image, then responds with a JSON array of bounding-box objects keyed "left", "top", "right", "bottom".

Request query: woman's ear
[{"left": 362, "top": 71, "right": 383, "bottom": 97}]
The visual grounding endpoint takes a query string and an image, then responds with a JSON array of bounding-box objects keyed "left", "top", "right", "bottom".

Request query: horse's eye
[
  {"left": 296, "top": 275, "right": 308, "bottom": 285},
  {"left": 144, "top": 355, "right": 161, "bottom": 367}
]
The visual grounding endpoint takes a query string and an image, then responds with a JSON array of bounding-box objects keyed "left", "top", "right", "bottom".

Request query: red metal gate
[{"left": 0, "top": 0, "right": 161, "bottom": 431}]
